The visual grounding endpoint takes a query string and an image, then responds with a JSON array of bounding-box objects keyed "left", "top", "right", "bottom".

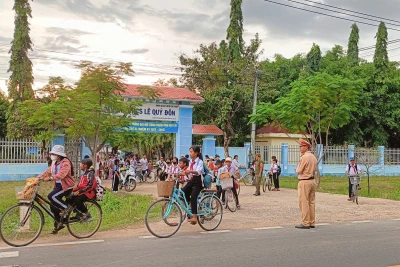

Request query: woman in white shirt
[
  {"left": 181, "top": 146, "right": 204, "bottom": 225},
  {"left": 167, "top": 157, "right": 180, "bottom": 180},
  {"left": 270, "top": 158, "right": 280, "bottom": 191}
]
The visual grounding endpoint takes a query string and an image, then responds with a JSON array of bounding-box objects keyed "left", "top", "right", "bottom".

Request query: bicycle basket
[
  {"left": 157, "top": 181, "right": 175, "bottom": 197},
  {"left": 220, "top": 175, "right": 233, "bottom": 190},
  {"left": 15, "top": 177, "right": 39, "bottom": 202},
  {"left": 350, "top": 176, "right": 360, "bottom": 185}
]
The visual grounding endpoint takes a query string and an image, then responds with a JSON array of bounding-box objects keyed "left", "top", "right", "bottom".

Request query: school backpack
[
  {"left": 95, "top": 176, "right": 105, "bottom": 201},
  {"left": 202, "top": 163, "right": 212, "bottom": 188},
  {"left": 277, "top": 165, "right": 282, "bottom": 176}
]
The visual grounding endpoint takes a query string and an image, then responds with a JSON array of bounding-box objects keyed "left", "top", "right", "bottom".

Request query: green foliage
[
  {"left": 7, "top": 0, "right": 35, "bottom": 138},
  {"left": 251, "top": 72, "right": 365, "bottom": 146},
  {"left": 19, "top": 61, "right": 141, "bottom": 159},
  {"left": 306, "top": 43, "right": 322, "bottom": 73},
  {"left": 227, "top": 0, "right": 244, "bottom": 61},
  {"left": 373, "top": 22, "right": 389, "bottom": 85},
  {"left": 347, "top": 23, "right": 360, "bottom": 67},
  {"left": 0, "top": 92, "right": 9, "bottom": 138}
]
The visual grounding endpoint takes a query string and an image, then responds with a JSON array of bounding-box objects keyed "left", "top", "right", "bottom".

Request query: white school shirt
[
  {"left": 169, "top": 164, "right": 180, "bottom": 175},
  {"left": 188, "top": 158, "right": 204, "bottom": 177},
  {"left": 346, "top": 164, "right": 360, "bottom": 176},
  {"left": 220, "top": 164, "right": 238, "bottom": 176},
  {"left": 270, "top": 163, "right": 278, "bottom": 173},
  {"left": 140, "top": 158, "right": 148, "bottom": 171},
  {"left": 232, "top": 159, "right": 240, "bottom": 168}
]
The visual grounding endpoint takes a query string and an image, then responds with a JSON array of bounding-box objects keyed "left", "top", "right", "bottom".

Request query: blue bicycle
[{"left": 145, "top": 180, "right": 223, "bottom": 238}]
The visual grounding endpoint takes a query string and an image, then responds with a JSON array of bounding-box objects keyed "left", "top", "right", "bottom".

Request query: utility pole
[{"left": 250, "top": 69, "right": 261, "bottom": 165}]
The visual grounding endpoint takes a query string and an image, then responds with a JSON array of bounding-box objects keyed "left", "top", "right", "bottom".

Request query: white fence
[{"left": 0, "top": 139, "right": 50, "bottom": 164}]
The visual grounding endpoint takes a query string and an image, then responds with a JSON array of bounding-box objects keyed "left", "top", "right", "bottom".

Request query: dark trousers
[
  {"left": 48, "top": 183, "right": 72, "bottom": 221},
  {"left": 112, "top": 175, "right": 119, "bottom": 191},
  {"left": 159, "top": 172, "right": 167, "bottom": 181},
  {"left": 182, "top": 176, "right": 202, "bottom": 214},
  {"left": 72, "top": 194, "right": 89, "bottom": 213},
  {"left": 273, "top": 173, "right": 279, "bottom": 189},
  {"left": 216, "top": 185, "right": 222, "bottom": 199},
  {"left": 348, "top": 177, "right": 352, "bottom": 197},
  {"left": 221, "top": 178, "right": 239, "bottom": 205}
]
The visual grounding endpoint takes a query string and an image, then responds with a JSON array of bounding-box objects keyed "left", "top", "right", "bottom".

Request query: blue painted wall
[{"left": 0, "top": 164, "right": 48, "bottom": 181}]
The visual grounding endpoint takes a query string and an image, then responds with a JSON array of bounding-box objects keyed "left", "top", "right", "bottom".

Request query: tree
[
  {"left": 250, "top": 72, "right": 365, "bottom": 147},
  {"left": 0, "top": 92, "right": 10, "bottom": 138},
  {"left": 7, "top": 0, "right": 35, "bottom": 137},
  {"left": 35, "top": 76, "right": 71, "bottom": 104},
  {"left": 180, "top": 36, "right": 263, "bottom": 155},
  {"left": 355, "top": 148, "right": 380, "bottom": 196},
  {"left": 373, "top": 22, "right": 389, "bottom": 85},
  {"left": 152, "top": 78, "right": 181, "bottom": 87},
  {"left": 227, "top": 0, "right": 244, "bottom": 61},
  {"left": 306, "top": 43, "right": 322, "bottom": 73},
  {"left": 19, "top": 61, "right": 141, "bottom": 162},
  {"left": 347, "top": 23, "right": 360, "bottom": 67}
]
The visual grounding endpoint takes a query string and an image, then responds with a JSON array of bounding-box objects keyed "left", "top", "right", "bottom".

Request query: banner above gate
[
  {"left": 130, "top": 102, "right": 179, "bottom": 122},
  {"left": 125, "top": 121, "right": 178, "bottom": 133}
]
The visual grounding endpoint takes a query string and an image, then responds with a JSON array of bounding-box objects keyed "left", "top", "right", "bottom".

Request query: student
[
  {"left": 214, "top": 160, "right": 224, "bottom": 199},
  {"left": 112, "top": 159, "right": 120, "bottom": 192},
  {"left": 177, "top": 157, "right": 189, "bottom": 188},
  {"left": 37, "top": 145, "right": 75, "bottom": 234},
  {"left": 70, "top": 158, "right": 96, "bottom": 222},
  {"left": 270, "top": 158, "right": 280, "bottom": 191},
  {"left": 167, "top": 157, "right": 180, "bottom": 180},
  {"left": 181, "top": 146, "right": 204, "bottom": 225}
]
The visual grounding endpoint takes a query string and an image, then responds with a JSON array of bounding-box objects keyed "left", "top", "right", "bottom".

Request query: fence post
[
  {"left": 202, "top": 135, "right": 216, "bottom": 160},
  {"left": 244, "top": 142, "right": 251, "bottom": 168},
  {"left": 378, "top": 146, "right": 385, "bottom": 174},
  {"left": 348, "top": 144, "right": 355, "bottom": 161},
  {"left": 281, "top": 143, "right": 289, "bottom": 176},
  {"left": 317, "top": 144, "right": 323, "bottom": 175}
]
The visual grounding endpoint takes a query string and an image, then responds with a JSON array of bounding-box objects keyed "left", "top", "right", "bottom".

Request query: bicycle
[
  {"left": 0, "top": 179, "right": 102, "bottom": 247},
  {"left": 145, "top": 180, "right": 223, "bottom": 238},
  {"left": 119, "top": 166, "right": 137, "bottom": 192},
  {"left": 349, "top": 175, "right": 361, "bottom": 205},
  {"left": 263, "top": 173, "right": 273, "bottom": 192},
  {"left": 220, "top": 176, "right": 237, "bottom": 212},
  {"left": 238, "top": 169, "right": 255, "bottom": 186}
]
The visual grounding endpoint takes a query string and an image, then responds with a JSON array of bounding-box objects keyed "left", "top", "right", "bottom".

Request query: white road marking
[
  {"left": 253, "top": 226, "right": 283, "bottom": 230},
  {"left": 200, "top": 230, "right": 232, "bottom": 234},
  {"left": 0, "top": 239, "right": 104, "bottom": 250},
  {"left": 315, "top": 223, "right": 331, "bottom": 226},
  {"left": 0, "top": 251, "right": 19, "bottom": 258},
  {"left": 139, "top": 236, "right": 156, "bottom": 239},
  {"left": 351, "top": 220, "right": 373, "bottom": 224}
]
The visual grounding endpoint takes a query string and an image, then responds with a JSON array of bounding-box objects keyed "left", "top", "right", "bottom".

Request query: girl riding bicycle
[
  {"left": 181, "top": 146, "right": 204, "bottom": 225},
  {"left": 37, "top": 145, "right": 75, "bottom": 234}
]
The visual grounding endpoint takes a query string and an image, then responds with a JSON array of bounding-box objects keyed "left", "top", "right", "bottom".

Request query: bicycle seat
[{"left": 202, "top": 189, "right": 217, "bottom": 193}]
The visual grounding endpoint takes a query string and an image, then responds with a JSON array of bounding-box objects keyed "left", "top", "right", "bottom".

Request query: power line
[
  {"left": 263, "top": 0, "right": 400, "bottom": 32},
  {"left": 300, "top": 0, "right": 400, "bottom": 24},
  {"left": 286, "top": 0, "right": 400, "bottom": 27}
]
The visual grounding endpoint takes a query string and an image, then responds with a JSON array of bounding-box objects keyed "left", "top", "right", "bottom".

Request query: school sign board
[{"left": 130, "top": 102, "right": 179, "bottom": 122}]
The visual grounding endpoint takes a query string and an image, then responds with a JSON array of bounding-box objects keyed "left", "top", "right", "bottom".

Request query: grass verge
[
  {"left": 279, "top": 176, "right": 400, "bottom": 201},
  {"left": 0, "top": 181, "right": 153, "bottom": 236}
]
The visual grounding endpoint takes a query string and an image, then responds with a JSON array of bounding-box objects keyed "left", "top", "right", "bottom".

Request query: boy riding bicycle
[{"left": 345, "top": 157, "right": 364, "bottom": 201}]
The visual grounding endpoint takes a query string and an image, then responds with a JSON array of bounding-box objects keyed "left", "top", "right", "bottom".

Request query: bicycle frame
[{"left": 163, "top": 184, "right": 217, "bottom": 219}]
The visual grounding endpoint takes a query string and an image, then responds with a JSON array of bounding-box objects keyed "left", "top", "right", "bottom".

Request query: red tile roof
[
  {"left": 192, "top": 124, "right": 223, "bottom": 136},
  {"left": 256, "top": 124, "right": 291, "bottom": 134},
  {"left": 257, "top": 124, "right": 305, "bottom": 135},
  {"left": 122, "top": 84, "right": 204, "bottom": 103}
]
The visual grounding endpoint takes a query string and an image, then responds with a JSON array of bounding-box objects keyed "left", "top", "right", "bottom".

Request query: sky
[{"left": 1, "top": 0, "right": 400, "bottom": 92}]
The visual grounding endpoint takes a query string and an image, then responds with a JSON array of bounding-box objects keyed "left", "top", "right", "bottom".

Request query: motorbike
[{"left": 119, "top": 165, "right": 137, "bottom": 192}]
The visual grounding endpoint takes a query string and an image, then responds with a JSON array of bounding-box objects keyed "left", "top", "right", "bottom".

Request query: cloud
[
  {"left": 46, "top": 27, "right": 92, "bottom": 36},
  {"left": 0, "top": 36, "right": 12, "bottom": 44},
  {"left": 121, "top": 49, "right": 150, "bottom": 54}
]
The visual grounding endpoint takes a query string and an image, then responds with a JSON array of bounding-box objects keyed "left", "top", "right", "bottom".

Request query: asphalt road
[{"left": 1, "top": 219, "right": 400, "bottom": 267}]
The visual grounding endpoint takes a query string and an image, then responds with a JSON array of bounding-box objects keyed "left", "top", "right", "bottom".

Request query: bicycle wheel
[
  {"left": 67, "top": 199, "right": 102, "bottom": 239},
  {"left": 226, "top": 189, "right": 237, "bottom": 212},
  {"left": 268, "top": 178, "right": 272, "bottom": 191},
  {"left": 263, "top": 178, "right": 267, "bottom": 192},
  {"left": 147, "top": 171, "right": 156, "bottom": 183},
  {"left": 236, "top": 182, "right": 240, "bottom": 196},
  {"left": 125, "top": 178, "right": 136, "bottom": 192},
  {"left": 352, "top": 184, "right": 357, "bottom": 203},
  {"left": 353, "top": 185, "right": 358, "bottom": 205},
  {"left": 197, "top": 195, "right": 223, "bottom": 231},
  {"left": 145, "top": 199, "right": 182, "bottom": 238},
  {"left": 242, "top": 174, "right": 253, "bottom": 186},
  {"left": 0, "top": 203, "right": 44, "bottom": 247}
]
